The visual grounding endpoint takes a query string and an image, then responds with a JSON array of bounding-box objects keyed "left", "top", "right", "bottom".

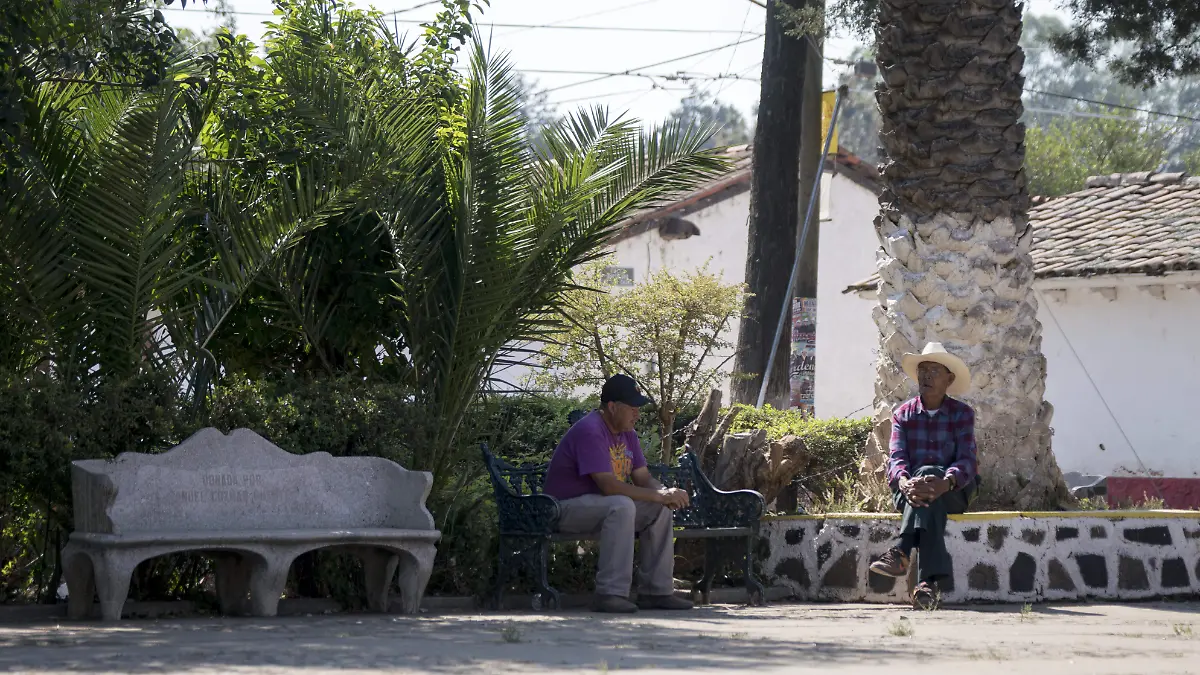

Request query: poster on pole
[
  {"left": 821, "top": 90, "right": 839, "bottom": 154},
  {"left": 790, "top": 297, "right": 816, "bottom": 415}
]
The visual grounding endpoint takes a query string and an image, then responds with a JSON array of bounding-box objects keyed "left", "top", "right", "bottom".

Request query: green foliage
[
  {"left": 831, "top": 13, "right": 1200, "bottom": 178},
  {"left": 0, "top": 0, "right": 734, "bottom": 608},
  {"left": 532, "top": 260, "right": 745, "bottom": 461},
  {"left": 1049, "top": 0, "right": 1200, "bottom": 85},
  {"left": 816, "top": 0, "right": 1200, "bottom": 85},
  {"left": 728, "top": 404, "right": 873, "bottom": 509},
  {"left": 0, "top": 368, "right": 634, "bottom": 603},
  {"left": 1025, "top": 115, "right": 1174, "bottom": 196}
]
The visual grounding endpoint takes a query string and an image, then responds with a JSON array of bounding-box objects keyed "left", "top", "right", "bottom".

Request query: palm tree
[
  {"left": 1, "top": 0, "right": 730, "bottom": 496},
  {"left": 865, "top": 0, "right": 1073, "bottom": 509}
]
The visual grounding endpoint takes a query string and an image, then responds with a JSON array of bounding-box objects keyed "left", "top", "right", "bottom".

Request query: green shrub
[{"left": 728, "top": 405, "right": 873, "bottom": 510}]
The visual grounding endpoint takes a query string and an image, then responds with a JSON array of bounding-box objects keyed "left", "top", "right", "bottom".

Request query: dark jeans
[{"left": 892, "top": 465, "right": 979, "bottom": 583}]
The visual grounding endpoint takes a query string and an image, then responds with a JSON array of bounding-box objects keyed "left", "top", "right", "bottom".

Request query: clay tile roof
[{"left": 843, "top": 171, "right": 1200, "bottom": 294}]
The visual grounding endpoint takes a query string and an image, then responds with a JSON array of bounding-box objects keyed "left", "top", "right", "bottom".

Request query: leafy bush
[
  {"left": 0, "top": 372, "right": 694, "bottom": 604},
  {"left": 728, "top": 405, "right": 873, "bottom": 510}
]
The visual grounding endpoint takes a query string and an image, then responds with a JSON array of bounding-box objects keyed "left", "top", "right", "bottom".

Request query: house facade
[{"left": 604, "top": 145, "right": 882, "bottom": 412}]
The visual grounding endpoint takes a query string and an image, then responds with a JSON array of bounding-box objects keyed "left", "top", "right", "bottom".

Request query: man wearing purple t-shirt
[{"left": 544, "top": 374, "right": 694, "bottom": 613}]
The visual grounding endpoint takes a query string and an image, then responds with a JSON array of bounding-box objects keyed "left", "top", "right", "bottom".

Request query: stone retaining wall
[{"left": 760, "top": 511, "right": 1200, "bottom": 603}]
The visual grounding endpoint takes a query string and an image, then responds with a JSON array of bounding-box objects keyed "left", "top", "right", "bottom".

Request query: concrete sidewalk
[{"left": 1, "top": 601, "right": 1198, "bottom": 674}]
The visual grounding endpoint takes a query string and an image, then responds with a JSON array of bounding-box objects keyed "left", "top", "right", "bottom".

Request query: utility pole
[
  {"left": 773, "top": 15, "right": 825, "bottom": 513},
  {"left": 790, "top": 17, "right": 823, "bottom": 419},
  {"left": 731, "top": 0, "right": 809, "bottom": 407}
]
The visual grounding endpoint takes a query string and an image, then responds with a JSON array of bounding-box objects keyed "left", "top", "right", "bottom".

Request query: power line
[
  {"left": 522, "top": 69, "right": 758, "bottom": 82},
  {"left": 157, "top": 1, "right": 439, "bottom": 18},
  {"left": 497, "top": 0, "right": 667, "bottom": 36},
  {"left": 470, "top": 22, "right": 763, "bottom": 35},
  {"left": 542, "top": 34, "right": 765, "bottom": 94},
  {"left": 551, "top": 85, "right": 691, "bottom": 106},
  {"left": 158, "top": 6, "right": 760, "bottom": 35},
  {"left": 710, "top": 0, "right": 755, "bottom": 100},
  {"left": 1027, "top": 88, "right": 1200, "bottom": 124}
]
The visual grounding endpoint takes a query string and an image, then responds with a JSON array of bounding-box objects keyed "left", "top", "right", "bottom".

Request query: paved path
[{"left": 2, "top": 602, "right": 1200, "bottom": 674}]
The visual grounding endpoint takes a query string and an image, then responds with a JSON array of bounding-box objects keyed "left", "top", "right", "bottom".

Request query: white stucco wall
[
  {"left": 1036, "top": 276, "right": 1200, "bottom": 478},
  {"left": 607, "top": 191, "right": 752, "bottom": 401},
  {"left": 844, "top": 273, "right": 1200, "bottom": 479},
  {"left": 813, "top": 174, "right": 881, "bottom": 419}
]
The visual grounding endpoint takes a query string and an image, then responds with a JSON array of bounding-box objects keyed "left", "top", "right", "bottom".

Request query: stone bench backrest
[{"left": 71, "top": 428, "right": 435, "bottom": 535}]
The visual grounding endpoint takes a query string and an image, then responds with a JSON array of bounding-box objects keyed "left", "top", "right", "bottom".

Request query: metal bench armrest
[
  {"left": 496, "top": 492, "right": 560, "bottom": 535},
  {"left": 680, "top": 451, "right": 766, "bottom": 528},
  {"left": 482, "top": 444, "right": 561, "bottom": 535}
]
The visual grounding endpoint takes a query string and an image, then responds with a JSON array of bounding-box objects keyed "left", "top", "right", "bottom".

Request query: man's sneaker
[
  {"left": 593, "top": 594, "right": 639, "bottom": 613},
  {"left": 869, "top": 548, "right": 910, "bottom": 578},
  {"left": 912, "top": 581, "right": 940, "bottom": 611},
  {"left": 636, "top": 594, "right": 694, "bottom": 610}
]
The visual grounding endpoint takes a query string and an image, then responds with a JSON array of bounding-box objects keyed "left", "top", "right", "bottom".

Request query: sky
[{"left": 160, "top": 0, "right": 1069, "bottom": 126}]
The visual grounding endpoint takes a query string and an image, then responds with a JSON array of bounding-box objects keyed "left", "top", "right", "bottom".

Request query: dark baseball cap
[{"left": 600, "top": 374, "right": 650, "bottom": 407}]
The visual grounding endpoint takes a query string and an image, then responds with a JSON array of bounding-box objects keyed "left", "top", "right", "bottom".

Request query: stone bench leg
[
  {"left": 214, "top": 554, "right": 253, "bottom": 616},
  {"left": 62, "top": 544, "right": 95, "bottom": 620},
  {"left": 354, "top": 548, "right": 400, "bottom": 613},
  {"left": 395, "top": 544, "right": 435, "bottom": 614},
  {"left": 62, "top": 545, "right": 140, "bottom": 621},
  {"left": 248, "top": 553, "right": 294, "bottom": 617}
]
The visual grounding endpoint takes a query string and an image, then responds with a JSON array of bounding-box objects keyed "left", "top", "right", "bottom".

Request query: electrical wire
[
  {"left": 710, "top": 0, "right": 756, "bottom": 100},
  {"left": 464, "top": 22, "right": 763, "bottom": 35},
  {"left": 551, "top": 85, "right": 691, "bottom": 106},
  {"left": 1027, "top": 89, "right": 1200, "bottom": 124},
  {"left": 158, "top": 1, "right": 439, "bottom": 18},
  {"left": 496, "top": 0, "right": 668, "bottom": 36},
  {"left": 541, "top": 34, "right": 765, "bottom": 94},
  {"left": 521, "top": 69, "right": 758, "bottom": 81},
  {"left": 1035, "top": 289, "right": 1166, "bottom": 502}
]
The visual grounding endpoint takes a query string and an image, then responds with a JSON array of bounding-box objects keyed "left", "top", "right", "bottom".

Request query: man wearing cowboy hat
[{"left": 868, "top": 343, "right": 980, "bottom": 609}]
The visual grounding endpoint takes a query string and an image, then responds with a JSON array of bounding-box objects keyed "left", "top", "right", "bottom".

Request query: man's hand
[
  {"left": 657, "top": 487, "right": 690, "bottom": 510},
  {"left": 900, "top": 475, "right": 949, "bottom": 507}
]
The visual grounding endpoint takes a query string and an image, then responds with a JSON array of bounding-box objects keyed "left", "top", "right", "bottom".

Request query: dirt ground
[{"left": 2, "top": 601, "right": 1199, "bottom": 674}]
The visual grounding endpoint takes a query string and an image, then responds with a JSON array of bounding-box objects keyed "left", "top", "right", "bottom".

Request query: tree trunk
[
  {"left": 732, "top": 0, "right": 809, "bottom": 407},
  {"left": 658, "top": 407, "right": 676, "bottom": 462},
  {"left": 865, "top": 0, "right": 1073, "bottom": 509}
]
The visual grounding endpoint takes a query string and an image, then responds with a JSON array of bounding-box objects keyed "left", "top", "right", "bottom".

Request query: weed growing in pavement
[
  {"left": 888, "top": 617, "right": 914, "bottom": 637},
  {"left": 500, "top": 623, "right": 523, "bottom": 643}
]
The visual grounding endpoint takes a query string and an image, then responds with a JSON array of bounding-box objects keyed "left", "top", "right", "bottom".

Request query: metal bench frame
[{"left": 482, "top": 444, "right": 766, "bottom": 609}]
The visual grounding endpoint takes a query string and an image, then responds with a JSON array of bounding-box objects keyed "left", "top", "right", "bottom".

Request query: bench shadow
[{"left": 0, "top": 606, "right": 911, "bottom": 672}]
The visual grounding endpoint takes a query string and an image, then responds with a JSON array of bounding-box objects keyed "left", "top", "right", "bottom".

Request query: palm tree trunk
[{"left": 866, "top": 0, "right": 1073, "bottom": 509}]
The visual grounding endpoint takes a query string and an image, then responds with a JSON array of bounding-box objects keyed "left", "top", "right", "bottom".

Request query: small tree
[{"left": 532, "top": 260, "right": 746, "bottom": 461}]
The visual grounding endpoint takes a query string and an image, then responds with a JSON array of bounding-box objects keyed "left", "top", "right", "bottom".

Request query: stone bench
[{"left": 62, "top": 428, "right": 440, "bottom": 621}]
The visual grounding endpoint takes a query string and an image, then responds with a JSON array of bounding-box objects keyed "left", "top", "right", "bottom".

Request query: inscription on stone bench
[{"left": 180, "top": 473, "right": 267, "bottom": 504}]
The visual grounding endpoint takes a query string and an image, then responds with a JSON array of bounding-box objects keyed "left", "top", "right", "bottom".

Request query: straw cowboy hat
[{"left": 901, "top": 342, "right": 972, "bottom": 396}]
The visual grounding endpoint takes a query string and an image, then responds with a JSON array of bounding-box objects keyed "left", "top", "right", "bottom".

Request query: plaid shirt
[{"left": 886, "top": 395, "right": 978, "bottom": 490}]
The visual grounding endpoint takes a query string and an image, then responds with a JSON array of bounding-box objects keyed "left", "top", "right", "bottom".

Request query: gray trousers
[
  {"left": 893, "top": 465, "right": 976, "bottom": 582},
  {"left": 556, "top": 494, "right": 675, "bottom": 597}
]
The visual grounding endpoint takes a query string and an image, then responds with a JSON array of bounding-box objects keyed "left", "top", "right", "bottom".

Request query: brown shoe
[
  {"left": 869, "top": 548, "right": 910, "bottom": 578},
  {"left": 593, "top": 594, "right": 639, "bottom": 613},
  {"left": 637, "top": 594, "right": 694, "bottom": 610},
  {"left": 912, "top": 581, "right": 940, "bottom": 611}
]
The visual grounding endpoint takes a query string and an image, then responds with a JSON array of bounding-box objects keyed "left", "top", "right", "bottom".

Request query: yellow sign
[{"left": 821, "top": 89, "right": 838, "bottom": 154}]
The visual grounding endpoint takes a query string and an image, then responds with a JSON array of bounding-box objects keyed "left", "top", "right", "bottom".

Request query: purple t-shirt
[{"left": 543, "top": 411, "right": 647, "bottom": 500}]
